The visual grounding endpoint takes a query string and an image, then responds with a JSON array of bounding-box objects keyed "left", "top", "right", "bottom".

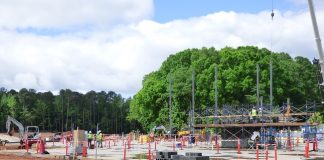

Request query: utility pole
[
  {"left": 270, "top": 61, "right": 273, "bottom": 112},
  {"left": 169, "top": 75, "right": 172, "bottom": 137},
  {"left": 214, "top": 65, "right": 218, "bottom": 124},
  {"left": 256, "top": 64, "right": 260, "bottom": 107},
  {"left": 192, "top": 70, "right": 195, "bottom": 135},
  {"left": 308, "top": 0, "right": 324, "bottom": 84}
]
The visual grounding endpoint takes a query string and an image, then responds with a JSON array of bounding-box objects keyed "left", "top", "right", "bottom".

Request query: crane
[{"left": 308, "top": 0, "right": 324, "bottom": 84}]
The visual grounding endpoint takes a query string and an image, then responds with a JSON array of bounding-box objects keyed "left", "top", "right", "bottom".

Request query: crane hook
[{"left": 271, "top": 10, "right": 275, "bottom": 20}]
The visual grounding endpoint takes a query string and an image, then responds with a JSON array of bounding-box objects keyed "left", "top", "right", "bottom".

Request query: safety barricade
[{"left": 256, "top": 143, "right": 277, "bottom": 160}]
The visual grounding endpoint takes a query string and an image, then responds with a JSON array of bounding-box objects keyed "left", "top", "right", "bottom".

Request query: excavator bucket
[{"left": 8, "top": 127, "right": 15, "bottom": 136}]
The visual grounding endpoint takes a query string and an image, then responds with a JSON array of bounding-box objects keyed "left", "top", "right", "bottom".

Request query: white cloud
[
  {"left": 0, "top": 0, "right": 153, "bottom": 29},
  {"left": 0, "top": 1, "right": 323, "bottom": 96}
]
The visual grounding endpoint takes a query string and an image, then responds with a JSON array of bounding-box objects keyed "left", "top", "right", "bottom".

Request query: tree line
[
  {"left": 1, "top": 46, "right": 322, "bottom": 133},
  {"left": 0, "top": 88, "right": 142, "bottom": 133}
]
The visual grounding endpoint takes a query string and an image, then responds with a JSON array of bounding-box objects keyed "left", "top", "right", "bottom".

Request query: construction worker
[
  {"left": 251, "top": 107, "right": 257, "bottom": 123},
  {"left": 96, "top": 130, "right": 103, "bottom": 148},
  {"left": 87, "top": 131, "right": 93, "bottom": 147}
]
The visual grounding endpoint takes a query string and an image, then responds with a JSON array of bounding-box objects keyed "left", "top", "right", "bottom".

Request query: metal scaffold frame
[{"left": 192, "top": 102, "right": 318, "bottom": 148}]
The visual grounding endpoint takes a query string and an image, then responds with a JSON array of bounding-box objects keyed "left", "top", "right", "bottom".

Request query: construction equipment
[
  {"left": 6, "top": 115, "right": 40, "bottom": 147},
  {"left": 178, "top": 130, "right": 190, "bottom": 137}
]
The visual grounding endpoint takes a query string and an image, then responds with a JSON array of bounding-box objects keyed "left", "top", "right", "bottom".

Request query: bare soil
[{"left": 0, "top": 153, "right": 56, "bottom": 160}]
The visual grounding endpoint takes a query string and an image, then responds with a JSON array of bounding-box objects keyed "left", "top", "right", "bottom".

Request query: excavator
[{"left": 6, "top": 115, "right": 40, "bottom": 148}]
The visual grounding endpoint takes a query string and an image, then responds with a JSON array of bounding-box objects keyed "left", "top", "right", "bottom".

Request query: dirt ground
[
  {"left": 0, "top": 132, "right": 56, "bottom": 141},
  {"left": 0, "top": 153, "right": 56, "bottom": 160}
]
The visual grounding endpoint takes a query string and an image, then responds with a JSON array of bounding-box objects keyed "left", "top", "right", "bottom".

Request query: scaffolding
[{"left": 193, "top": 101, "right": 318, "bottom": 148}]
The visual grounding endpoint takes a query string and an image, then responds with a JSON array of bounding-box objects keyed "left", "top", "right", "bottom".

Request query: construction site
[
  {"left": 1, "top": 100, "right": 324, "bottom": 160},
  {"left": 1, "top": 0, "right": 324, "bottom": 160}
]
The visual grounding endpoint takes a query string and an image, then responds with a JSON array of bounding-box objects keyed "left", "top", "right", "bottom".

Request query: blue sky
[{"left": 153, "top": 0, "right": 307, "bottom": 23}]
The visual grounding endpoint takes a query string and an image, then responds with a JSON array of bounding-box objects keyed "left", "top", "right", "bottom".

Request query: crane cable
[
  {"left": 270, "top": 0, "right": 274, "bottom": 51},
  {"left": 269, "top": 0, "right": 274, "bottom": 111},
  {"left": 271, "top": 0, "right": 275, "bottom": 21}
]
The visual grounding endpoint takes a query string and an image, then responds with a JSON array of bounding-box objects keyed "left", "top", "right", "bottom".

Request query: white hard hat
[
  {"left": 89, "top": 131, "right": 92, "bottom": 133},
  {"left": 98, "top": 130, "right": 101, "bottom": 133}
]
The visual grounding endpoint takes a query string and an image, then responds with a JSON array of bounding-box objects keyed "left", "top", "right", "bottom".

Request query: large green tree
[{"left": 129, "top": 46, "right": 321, "bottom": 132}]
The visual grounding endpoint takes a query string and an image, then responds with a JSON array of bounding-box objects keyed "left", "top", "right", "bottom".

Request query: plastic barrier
[
  {"left": 216, "top": 142, "right": 220, "bottom": 154},
  {"left": 128, "top": 136, "right": 131, "bottom": 149},
  {"left": 26, "top": 140, "right": 29, "bottom": 153},
  {"left": 82, "top": 141, "right": 87, "bottom": 157},
  {"left": 256, "top": 143, "right": 277, "bottom": 160},
  {"left": 304, "top": 139, "right": 309, "bottom": 158},
  {"left": 148, "top": 140, "right": 152, "bottom": 160},
  {"left": 237, "top": 138, "right": 241, "bottom": 154}
]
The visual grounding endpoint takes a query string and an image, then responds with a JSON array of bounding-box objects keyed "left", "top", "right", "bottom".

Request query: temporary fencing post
[
  {"left": 36, "top": 140, "right": 39, "bottom": 154},
  {"left": 289, "top": 138, "right": 292, "bottom": 151},
  {"left": 52, "top": 136, "right": 55, "bottom": 147},
  {"left": 148, "top": 140, "right": 152, "bottom": 160},
  {"left": 65, "top": 139, "right": 68, "bottom": 156},
  {"left": 154, "top": 140, "right": 157, "bottom": 151},
  {"left": 238, "top": 139, "right": 241, "bottom": 154},
  {"left": 313, "top": 138, "right": 316, "bottom": 151},
  {"left": 315, "top": 137, "right": 318, "bottom": 151},
  {"left": 141, "top": 134, "right": 143, "bottom": 145},
  {"left": 296, "top": 137, "right": 299, "bottom": 147},
  {"left": 94, "top": 137, "right": 97, "bottom": 149},
  {"left": 173, "top": 137, "right": 175, "bottom": 151},
  {"left": 123, "top": 141, "right": 127, "bottom": 160},
  {"left": 216, "top": 142, "right": 220, "bottom": 154},
  {"left": 180, "top": 137, "right": 183, "bottom": 150},
  {"left": 256, "top": 144, "right": 259, "bottom": 160},
  {"left": 108, "top": 139, "right": 111, "bottom": 149},
  {"left": 128, "top": 137, "right": 131, "bottom": 149},
  {"left": 26, "top": 140, "right": 29, "bottom": 153},
  {"left": 195, "top": 136, "right": 198, "bottom": 146},
  {"left": 274, "top": 144, "right": 278, "bottom": 160},
  {"left": 265, "top": 144, "right": 269, "bottom": 160}
]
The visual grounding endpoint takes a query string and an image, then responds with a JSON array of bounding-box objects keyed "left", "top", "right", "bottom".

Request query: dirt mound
[{"left": 0, "top": 134, "right": 20, "bottom": 142}]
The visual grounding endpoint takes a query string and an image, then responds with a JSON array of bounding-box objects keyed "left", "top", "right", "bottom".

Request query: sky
[{"left": 0, "top": 0, "right": 323, "bottom": 97}]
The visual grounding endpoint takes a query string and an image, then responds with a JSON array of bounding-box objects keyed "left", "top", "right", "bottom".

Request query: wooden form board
[
  {"left": 194, "top": 122, "right": 318, "bottom": 128},
  {"left": 73, "top": 129, "right": 86, "bottom": 146}
]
